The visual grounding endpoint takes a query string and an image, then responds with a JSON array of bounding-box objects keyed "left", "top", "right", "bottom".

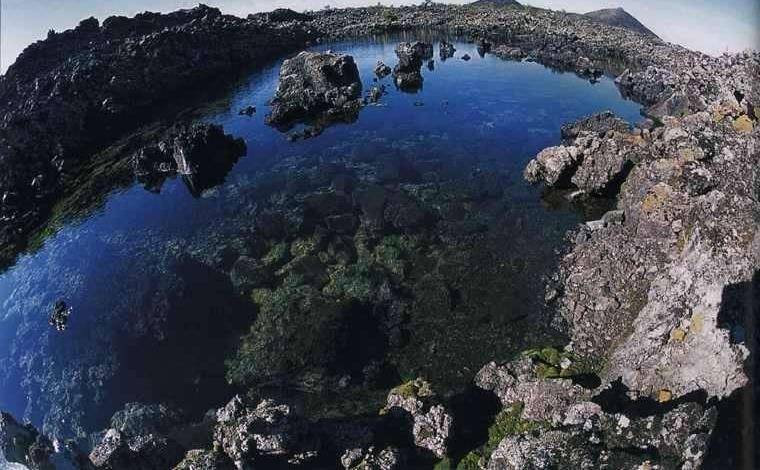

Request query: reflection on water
[{"left": 0, "top": 36, "right": 641, "bottom": 440}]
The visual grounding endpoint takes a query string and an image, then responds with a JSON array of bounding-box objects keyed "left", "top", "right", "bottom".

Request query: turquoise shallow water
[{"left": 0, "top": 36, "right": 641, "bottom": 438}]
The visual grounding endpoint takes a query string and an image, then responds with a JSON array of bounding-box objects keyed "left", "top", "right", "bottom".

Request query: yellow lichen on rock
[
  {"left": 641, "top": 183, "right": 673, "bottom": 215},
  {"left": 690, "top": 311, "right": 705, "bottom": 334},
  {"left": 657, "top": 389, "right": 673, "bottom": 403},
  {"left": 733, "top": 115, "right": 754, "bottom": 133},
  {"left": 670, "top": 328, "right": 686, "bottom": 342}
]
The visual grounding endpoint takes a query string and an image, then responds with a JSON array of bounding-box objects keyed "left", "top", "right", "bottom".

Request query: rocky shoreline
[{"left": 0, "top": 2, "right": 758, "bottom": 469}]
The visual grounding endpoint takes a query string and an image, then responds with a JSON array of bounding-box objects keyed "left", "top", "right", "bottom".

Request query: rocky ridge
[{"left": 0, "top": 2, "right": 757, "bottom": 469}]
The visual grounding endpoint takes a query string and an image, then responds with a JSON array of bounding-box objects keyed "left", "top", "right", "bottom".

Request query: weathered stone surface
[
  {"left": 214, "top": 396, "right": 315, "bottom": 467},
  {"left": 89, "top": 403, "right": 188, "bottom": 469},
  {"left": 340, "top": 446, "right": 404, "bottom": 470},
  {"left": 476, "top": 356, "right": 717, "bottom": 469},
  {"left": 523, "top": 146, "right": 581, "bottom": 188},
  {"left": 560, "top": 111, "right": 631, "bottom": 142},
  {"left": 476, "top": 357, "right": 593, "bottom": 425},
  {"left": 525, "top": 112, "right": 650, "bottom": 196},
  {"left": 382, "top": 379, "right": 452, "bottom": 458},
  {"left": 173, "top": 449, "right": 235, "bottom": 470},
  {"left": 266, "top": 51, "right": 362, "bottom": 127}
]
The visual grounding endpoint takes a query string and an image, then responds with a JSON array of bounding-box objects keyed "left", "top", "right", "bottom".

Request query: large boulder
[
  {"left": 266, "top": 51, "right": 363, "bottom": 127},
  {"left": 392, "top": 42, "right": 432, "bottom": 91},
  {"left": 524, "top": 112, "right": 648, "bottom": 196}
]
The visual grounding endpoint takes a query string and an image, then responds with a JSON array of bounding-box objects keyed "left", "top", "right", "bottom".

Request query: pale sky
[{"left": 1, "top": 0, "right": 758, "bottom": 72}]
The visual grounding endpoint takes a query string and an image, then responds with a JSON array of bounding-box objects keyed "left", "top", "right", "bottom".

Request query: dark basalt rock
[
  {"left": 238, "top": 105, "right": 256, "bottom": 116},
  {"left": 266, "top": 51, "right": 363, "bottom": 129},
  {"left": 439, "top": 40, "right": 456, "bottom": 60},
  {"left": 0, "top": 412, "right": 90, "bottom": 469},
  {"left": 263, "top": 8, "right": 313, "bottom": 23},
  {"left": 133, "top": 123, "right": 246, "bottom": 196},
  {"left": 374, "top": 61, "right": 392, "bottom": 78},
  {"left": 392, "top": 42, "right": 432, "bottom": 92},
  {"left": 0, "top": 4, "right": 314, "bottom": 265}
]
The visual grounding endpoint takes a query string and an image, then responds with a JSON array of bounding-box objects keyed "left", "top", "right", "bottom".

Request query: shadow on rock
[{"left": 705, "top": 270, "right": 760, "bottom": 469}]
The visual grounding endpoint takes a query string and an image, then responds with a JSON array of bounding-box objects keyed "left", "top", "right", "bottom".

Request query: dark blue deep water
[{"left": 0, "top": 37, "right": 641, "bottom": 440}]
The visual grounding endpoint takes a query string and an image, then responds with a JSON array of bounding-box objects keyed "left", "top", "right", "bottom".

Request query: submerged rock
[
  {"left": 266, "top": 51, "right": 363, "bottom": 128},
  {"left": 49, "top": 300, "right": 72, "bottom": 332},
  {"left": 238, "top": 106, "right": 256, "bottom": 116},
  {"left": 173, "top": 449, "right": 235, "bottom": 470}
]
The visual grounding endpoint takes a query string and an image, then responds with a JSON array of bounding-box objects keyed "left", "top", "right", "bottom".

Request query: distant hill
[
  {"left": 583, "top": 7, "right": 659, "bottom": 39},
  {"left": 470, "top": 0, "right": 521, "bottom": 7}
]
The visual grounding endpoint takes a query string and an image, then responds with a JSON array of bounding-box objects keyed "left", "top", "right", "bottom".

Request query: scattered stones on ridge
[{"left": 266, "top": 51, "right": 363, "bottom": 129}]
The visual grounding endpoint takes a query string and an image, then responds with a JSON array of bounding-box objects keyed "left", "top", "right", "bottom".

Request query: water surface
[{"left": 0, "top": 36, "right": 641, "bottom": 439}]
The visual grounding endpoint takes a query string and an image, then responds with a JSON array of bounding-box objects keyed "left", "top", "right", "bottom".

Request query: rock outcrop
[
  {"left": 266, "top": 51, "right": 363, "bottom": 128},
  {"left": 133, "top": 123, "right": 246, "bottom": 196},
  {"left": 393, "top": 42, "right": 432, "bottom": 91},
  {"left": 340, "top": 446, "right": 404, "bottom": 470},
  {"left": 381, "top": 379, "right": 453, "bottom": 458},
  {"left": 213, "top": 396, "right": 317, "bottom": 468},
  {"left": 474, "top": 354, "right": 716, "bottom": 469},
  {"left": 524, "top": 111, "right": 649, "bottom": 196}
]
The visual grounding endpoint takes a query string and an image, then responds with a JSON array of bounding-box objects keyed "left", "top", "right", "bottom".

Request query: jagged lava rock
[{"left": 266, "top": 51, "right": 363, "bottom": 127}]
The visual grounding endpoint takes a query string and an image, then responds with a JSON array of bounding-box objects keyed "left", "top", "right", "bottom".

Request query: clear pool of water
[{"left": 0, "top": 36, "right": 642, "bottom": 439}]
